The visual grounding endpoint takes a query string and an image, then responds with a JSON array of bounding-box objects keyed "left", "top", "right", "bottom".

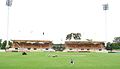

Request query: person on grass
[{"left": 70, "top": 59, "right": 74, "bottom": 64}]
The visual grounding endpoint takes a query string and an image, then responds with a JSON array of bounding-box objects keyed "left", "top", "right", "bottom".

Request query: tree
[
  {"left": 106, "top": 42, "right": 120, "bottom": 52},
  {"left": 1, "top": 40, "right": 7, "bottom": 49},
  {"left": 0, "top": 39, "right": 2, "bottom": 49},
  {"left": 111, "top": 43, "right": 120, "bottom": 50},
  {"left": 66, "top": 33, "right": 81, "bottom": 40},
  {"left": 73, "top": 33, "right": 81, "bottom": 40},
  {"left": 66, "top": 33, "right": 72, "bottom": 40},
  {"left": 106, "top": 42, "right": 112, "bottom": 51},
  {"left": 108, "top": 37, "right": 120, "bottom": 50},
  {"left": 52, "top": 44, "right": 65, "bottom": 51},
  {"left": 8, "top": 41, "right": 12, "bottom": 48},
  {"left": 113, "top": 37, "right": 120, "bottom": 43}
]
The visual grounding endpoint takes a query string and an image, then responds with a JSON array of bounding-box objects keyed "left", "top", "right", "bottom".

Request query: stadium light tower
[
  {"left": 6, "top": 0, "right": 13, "bottom": 48},
  {"left": 102, "top": 3, "right": 109, "bottom": 45}
]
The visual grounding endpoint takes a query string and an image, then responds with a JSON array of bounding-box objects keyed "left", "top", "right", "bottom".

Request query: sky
[{"left": 0, "top": 0, "right": 120, "bottom": 43}]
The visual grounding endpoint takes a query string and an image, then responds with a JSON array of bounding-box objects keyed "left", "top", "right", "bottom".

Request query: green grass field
[{"left": 0, "top": 52, "right": 120, "bottom": 69}]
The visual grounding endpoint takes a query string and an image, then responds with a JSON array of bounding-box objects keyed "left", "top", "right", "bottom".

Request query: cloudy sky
[{"left": 0, "top": 0, "right": 120, "bottom": 43}]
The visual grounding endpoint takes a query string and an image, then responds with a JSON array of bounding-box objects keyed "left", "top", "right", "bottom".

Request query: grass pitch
[{"left": 0, "top": 52, "right": 120, "bottom": 69}]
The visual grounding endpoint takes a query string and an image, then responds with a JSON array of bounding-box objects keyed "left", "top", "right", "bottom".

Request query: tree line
[{"left": 106, "top": 37, "right": 120, "bottom": 51}]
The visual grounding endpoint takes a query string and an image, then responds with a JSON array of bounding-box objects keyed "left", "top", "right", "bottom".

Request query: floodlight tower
[
  {"left": 103, "top": 3, "right": 109, "bottom": 46},
  {"left": 6, "top": 0, "right": 13, "bottom": 48}
]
